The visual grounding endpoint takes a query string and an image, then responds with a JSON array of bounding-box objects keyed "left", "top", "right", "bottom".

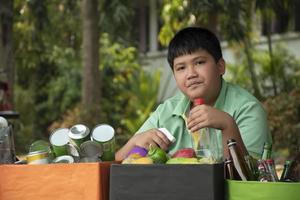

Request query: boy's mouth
[{"left": 187, "top": 81, "right": 202, "bottom": 88}]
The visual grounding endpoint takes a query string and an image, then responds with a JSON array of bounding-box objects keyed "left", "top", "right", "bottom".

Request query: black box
[{"left": 109, "top": 164, "right": 224, "bottom": 200}]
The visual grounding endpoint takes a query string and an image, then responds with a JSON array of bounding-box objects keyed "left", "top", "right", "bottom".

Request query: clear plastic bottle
[{"left": 190, "top": 98, "right": 218, "bottom": 163}]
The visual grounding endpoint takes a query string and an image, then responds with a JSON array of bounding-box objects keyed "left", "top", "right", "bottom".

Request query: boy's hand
[
  {"left": 132, "top": 129, "right": 171, "bottom": 151},
  {"left": 187, "top": 104, "right": 232, "bottom": 132}
]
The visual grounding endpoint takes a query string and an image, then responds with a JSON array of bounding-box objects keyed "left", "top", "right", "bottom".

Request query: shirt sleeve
[
  {"left": 135, "top": 104, "right": 162, "bottom": 134},
  {"left": 235, "top": 101, "right": 272, "bottom": 159}
]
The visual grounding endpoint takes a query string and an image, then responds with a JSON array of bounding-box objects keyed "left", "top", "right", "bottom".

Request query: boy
[{"left": 115, "top": 27, "right": 271, "bottom": 161}]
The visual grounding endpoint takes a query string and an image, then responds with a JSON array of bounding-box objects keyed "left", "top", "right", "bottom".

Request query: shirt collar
[{"left": 172, "top": 92, "right": 190, "bottom": 117}]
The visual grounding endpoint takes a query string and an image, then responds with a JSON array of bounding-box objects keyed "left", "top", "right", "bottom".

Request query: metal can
[
  {"left": 67, "top": 143, "right": 80, "bottom": 162},
  {"left": 26, "top": 150, "right": 49, "bottom": 164},
  {"left": 52, "top": 155, "right": 75, "bottom": 164},
  {"left": 68, "top": 124, "right": 90, "bottom": 148},
  {"left": 49, "top": 128, "right": 70, "bottom": 157},
  {"left": 91, "top": 124, "right": 116, "bottom": 161},
  {"left": 80, "top": 140, "right": 103, "bottom": 162}
]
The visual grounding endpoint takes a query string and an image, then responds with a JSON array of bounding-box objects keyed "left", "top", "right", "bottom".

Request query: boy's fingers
[
  {"left": 156, "top": 130, "right": 170, "bottom": 145},
  {"left": 152, "top": 136, "right": 168, "bottom": 150}
]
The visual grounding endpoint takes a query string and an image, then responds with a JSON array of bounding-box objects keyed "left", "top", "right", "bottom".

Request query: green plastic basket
[{"left": 225, "top": 180, "right": 300, "bottom": 200}]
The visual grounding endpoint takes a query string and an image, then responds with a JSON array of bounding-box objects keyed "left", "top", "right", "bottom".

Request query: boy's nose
[{"left": 187, "top": 66, "right": 198, "bottom": 79}]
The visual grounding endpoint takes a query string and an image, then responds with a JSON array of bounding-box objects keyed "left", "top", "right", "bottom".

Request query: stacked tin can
[{"left": 26, "top": 123, "right": 116, "bottom": 164}]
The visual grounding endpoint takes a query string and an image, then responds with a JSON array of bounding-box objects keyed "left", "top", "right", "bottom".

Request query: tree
[
  {"left": 0, "top": 0, "right": 14, "bottom": 106},
  {"left": 81, "top": 0, "right": 101, "bottom": 125}
]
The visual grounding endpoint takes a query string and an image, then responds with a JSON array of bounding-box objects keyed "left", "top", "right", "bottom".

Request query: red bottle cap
[{"left": 193, "top": 98, "right": 205, "bottom": 106}]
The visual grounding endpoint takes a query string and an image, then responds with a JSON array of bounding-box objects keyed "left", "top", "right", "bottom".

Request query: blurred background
[{"left": 0, "top": 0, "right": 299, "bottom": 162}]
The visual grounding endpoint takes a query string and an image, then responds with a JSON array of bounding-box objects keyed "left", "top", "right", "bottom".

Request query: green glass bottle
[
  {"left": 261, "top": 142, "right": 272, "bottom": 160},
  {"left": 284, "top": 151, "right": 300, "bottom": 182},
  {"left": 280, "top": 160, "right": 292, "bottom": 182}
]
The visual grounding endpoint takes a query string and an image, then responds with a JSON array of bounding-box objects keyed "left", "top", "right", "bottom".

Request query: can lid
[
  {"left": 53, "top": 155, "right": 74, "bottom": 164},
  {"left": 50, "top": 128, "right": 70, "bottom": 146},
  {"left": 68, "top": 124, "right": 90, "bottom": 139},
  {"left": 80, "top": 140, "right": 103, "bottom": 158},
  {"left": 91, "top": 124, "right": 115, "bottom": 142}
]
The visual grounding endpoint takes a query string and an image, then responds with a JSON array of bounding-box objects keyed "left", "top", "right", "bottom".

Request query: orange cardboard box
[{"left": 0, "top": 162, "right": 118, "bottom": 200}]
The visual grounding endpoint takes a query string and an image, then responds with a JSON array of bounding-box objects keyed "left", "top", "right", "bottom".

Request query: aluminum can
[
  {"left": 52, "top": 155, "right": 75, "bottom": 164},
  {"left": 49, "top": 128, "right": 70, "bottom": 157},
  {"left": 26, "top": 150, "right": 49, "bottom": 164},
  {"left": 91, "top": 124, "right": 116, "bottom": 161},
  {"left": 68, "top": 124, "right": 90, "bottom": 148}
]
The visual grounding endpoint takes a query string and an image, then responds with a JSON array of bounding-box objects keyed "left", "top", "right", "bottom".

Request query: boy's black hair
[{"left": 167, "top": 27, "right": 223, "bottom": 68}]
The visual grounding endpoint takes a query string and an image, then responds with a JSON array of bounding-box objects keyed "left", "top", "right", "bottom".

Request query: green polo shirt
[{"left": 136, "top": 79, "right": 272, "bottom": 159}]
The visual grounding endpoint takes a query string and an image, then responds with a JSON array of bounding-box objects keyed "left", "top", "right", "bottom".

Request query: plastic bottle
[{"left": 190, "top": 98, "right": 215, "bottom": 162}]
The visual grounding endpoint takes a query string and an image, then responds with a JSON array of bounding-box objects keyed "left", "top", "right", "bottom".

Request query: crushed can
[{"left": 79, "top": 140, "right": 103, "bottom": 162}]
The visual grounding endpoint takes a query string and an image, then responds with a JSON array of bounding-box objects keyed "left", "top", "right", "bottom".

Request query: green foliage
[
  {"left": 13, "top": 0, "right": 83, "bottom": 153},
  {"left": 226, "top": 44, "right": 300, "bottom": 98},
  {"left": 99, "top": 33, "right": 161, "bottom": 147},
  {"left": 263, "top": 89, "right": 300, "bottom": 159}
]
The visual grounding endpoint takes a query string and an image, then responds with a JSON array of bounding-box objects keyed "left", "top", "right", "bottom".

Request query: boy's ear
[{"left": 217, "top": 58, "right": 226, "bottom": 75}]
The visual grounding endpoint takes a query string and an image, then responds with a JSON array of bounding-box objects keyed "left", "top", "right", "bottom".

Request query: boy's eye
[
  {"left": 195, "top": 60, "right": 205, "bottom": 65},
  {"left": 175, "top": 66, "right": 185, "bottom": 71}
]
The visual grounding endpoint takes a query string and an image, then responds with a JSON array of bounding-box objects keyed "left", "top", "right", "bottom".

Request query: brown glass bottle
[
  {"left": 227, "top": 139, "right": 254, "bottom": 181},
  {"left": 224, "top": 158, "right": 235, "bottom": 180}
]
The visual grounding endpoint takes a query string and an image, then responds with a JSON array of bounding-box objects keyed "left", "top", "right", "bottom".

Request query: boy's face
[{"left": 172, "top": 49, "right": 225, "bottom": 105}]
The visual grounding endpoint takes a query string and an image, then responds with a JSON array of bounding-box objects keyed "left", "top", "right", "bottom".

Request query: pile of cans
[{"left": 26, "top": 124, "right": 116, "bottom": 164}]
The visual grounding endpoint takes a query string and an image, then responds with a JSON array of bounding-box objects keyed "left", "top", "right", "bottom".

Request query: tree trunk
[
  {"left": 243, "top": 37, "right": 263, "bottom": 100},
  {"left": 81, "top": 0, "right": 102, "bottom": 124},
  {"left": 0, "top": 0, "right": 14, "bottom": 108}
]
